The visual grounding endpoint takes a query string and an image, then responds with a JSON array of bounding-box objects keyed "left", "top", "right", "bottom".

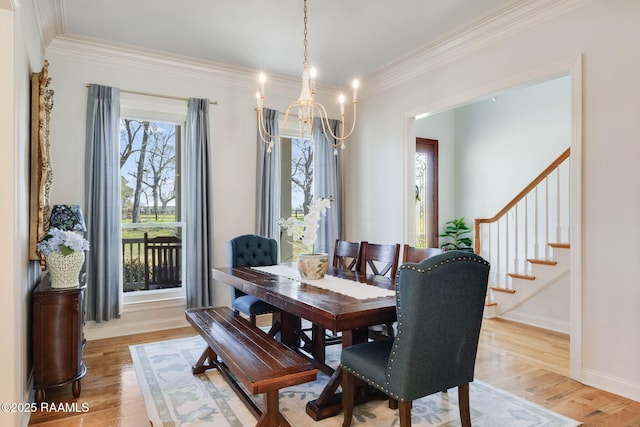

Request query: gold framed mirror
[{"left": 29, "top": 60, "right": 54, "bottom": 269}]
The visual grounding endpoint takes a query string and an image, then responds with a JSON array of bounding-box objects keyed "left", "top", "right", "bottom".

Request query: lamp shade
[{"left": 49, "top": 205, "right": 87, "bottom": 232}]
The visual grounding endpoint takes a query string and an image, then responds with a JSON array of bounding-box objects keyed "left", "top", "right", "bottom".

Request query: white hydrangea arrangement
[{"left": 36, "top": 228, "right": 90, "bottom": 257}]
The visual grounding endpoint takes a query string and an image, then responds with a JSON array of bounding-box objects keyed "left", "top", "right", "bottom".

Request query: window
[
  {"left": 279, "top": 137, "right": 313, "bottom": 261},
  {"left": 415, "top": 138, "right": 439, "bottom": 247},
  {"left": 120, "top": 117, "right": 184, "bottom": 294}
]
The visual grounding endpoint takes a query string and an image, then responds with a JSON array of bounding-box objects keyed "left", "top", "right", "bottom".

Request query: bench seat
[{"left": 186, "top": 306, "right": 318, "bottom": 427}]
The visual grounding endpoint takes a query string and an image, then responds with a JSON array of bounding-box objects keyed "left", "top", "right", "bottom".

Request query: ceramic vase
[
  {"left": 297, "top": 253, "right": 329, "bottom": 280},
  {"left": 47, "top": 251, "right": 84, "bottom": 288}
]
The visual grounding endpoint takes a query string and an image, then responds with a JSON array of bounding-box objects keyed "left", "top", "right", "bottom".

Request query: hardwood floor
[{"left": 28, "top": 317, "right": 640, "bottom": 426}]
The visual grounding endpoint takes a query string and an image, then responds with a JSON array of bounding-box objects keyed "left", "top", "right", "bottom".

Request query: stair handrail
[{"left": 474, "top": 147, "right": 570, "bottom": 254}]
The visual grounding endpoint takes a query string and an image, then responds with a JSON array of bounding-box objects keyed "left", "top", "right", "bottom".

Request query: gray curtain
[
  {"left": 313, "top": 118, "right": 343, "bottom": 255},
  {"left": 184, "top": 98, "right": 215, "bottom": 308},
  {"left": 85, "top": 84, "right": 121, "bottom": 322},
  {"left": 256, "top": 108, "right": 280, "bottom": 240}
]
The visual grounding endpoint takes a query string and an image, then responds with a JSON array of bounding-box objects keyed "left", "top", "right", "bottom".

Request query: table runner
[{"left": 251, "top": 265, "right": 395, "bottom": 300}]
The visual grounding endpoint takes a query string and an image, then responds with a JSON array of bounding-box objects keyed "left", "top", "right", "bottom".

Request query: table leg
[
  {"left": 310, "top": 324, "right": 326, "bottom": 365},
  {"left": 279, "top": 311, "right": 302, "bottom": 349},
  {"left": 305, "top": 327, "right": 370, "bottom": 420}
]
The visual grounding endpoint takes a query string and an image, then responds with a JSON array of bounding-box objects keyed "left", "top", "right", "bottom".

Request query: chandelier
[{"left": 256, "top": 0, "right": 359, "bottom": 155}]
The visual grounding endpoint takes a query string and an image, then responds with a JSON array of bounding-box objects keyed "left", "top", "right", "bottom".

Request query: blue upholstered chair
[
  {"left": 228, "top": 234, "right": 279, "bottom": 333},
  {"left": 340, "top": 251, "right": 490, "bottom": 427}
]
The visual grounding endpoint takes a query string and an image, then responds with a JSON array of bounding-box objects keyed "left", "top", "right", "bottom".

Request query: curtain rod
[{"left": 85, "top": 84, "right": 217, "bottom": 105}]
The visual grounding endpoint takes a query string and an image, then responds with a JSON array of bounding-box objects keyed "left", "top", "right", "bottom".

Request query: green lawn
[{"left": 122, "top": 214, "right": 180, "bottom": 240}]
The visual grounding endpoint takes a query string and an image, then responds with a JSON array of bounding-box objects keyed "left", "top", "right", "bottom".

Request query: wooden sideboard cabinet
[{"left": 32, "top": 273, "right": 87, "bottom": 403}]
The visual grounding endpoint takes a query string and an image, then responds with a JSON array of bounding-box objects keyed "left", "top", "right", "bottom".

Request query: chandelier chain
[{"left": 303, "top": 0, "right": 308, "bottom": 68}]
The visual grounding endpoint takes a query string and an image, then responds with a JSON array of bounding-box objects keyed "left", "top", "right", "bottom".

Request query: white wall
[
  {"left": 503, "top": 275, "right": 571, "bottom": 332},
  {"left": 416, "top": 77, "right": 571, "bottom": 331},
  {"left": 348, "top": 0, "right": 640, "bottom": 401},
  {"left": 416, "top": 76, "right": 571, "bottom": 232},
  {"left": 4, "top": 0, "right": 46, "bottom": 425},
  {"left": 1, "top": 9, "right": 19, "bottom": 427},
  {"left": 453, "top": 76, "right": 570, "bottom": 220},
  {"left": 44, "top": 37, "right": 342, "bottom": 338}
]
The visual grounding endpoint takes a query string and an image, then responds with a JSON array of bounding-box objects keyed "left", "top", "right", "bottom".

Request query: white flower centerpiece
[
  {"left": 37, "top": 228, "right": 90, "bottom": 288},
  {"left": 279, "top": 197, "right": 331, "bottom": 280}
]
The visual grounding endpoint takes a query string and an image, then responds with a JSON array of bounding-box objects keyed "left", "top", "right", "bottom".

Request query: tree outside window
[{"left": 120, "top": 118, "right": 182, "bottom": 292}]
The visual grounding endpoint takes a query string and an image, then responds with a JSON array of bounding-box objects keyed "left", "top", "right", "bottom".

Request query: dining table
[{"left": 212, "top": 264, "right": 398, "bottom": 421}]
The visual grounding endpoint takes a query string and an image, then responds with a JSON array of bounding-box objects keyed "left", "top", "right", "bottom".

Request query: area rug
[{"left": 130, "top": 336, "right": 582, "bottom": 427}]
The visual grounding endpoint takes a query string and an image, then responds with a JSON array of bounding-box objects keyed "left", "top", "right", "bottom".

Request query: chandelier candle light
[{"left": 256, "top": 0, "right": 359, "bottom": 156}]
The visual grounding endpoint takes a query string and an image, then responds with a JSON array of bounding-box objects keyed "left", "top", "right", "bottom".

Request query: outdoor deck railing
[{"left": 122, "top": 237, "right": 182, "bottom": 292}]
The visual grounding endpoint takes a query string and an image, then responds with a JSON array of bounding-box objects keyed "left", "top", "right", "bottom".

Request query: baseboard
[
  {"left": 84, "top": 317, "right": 190, "bottom": 341},
  {"left": 499, "top": 311, "right": 570, "bottom": 334},
  {"left": 582, "top": 368, "right": 640, "bottom": 403}
]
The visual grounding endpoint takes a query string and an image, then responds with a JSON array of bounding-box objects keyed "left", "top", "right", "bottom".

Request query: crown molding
[
  {"left": 47, "top": 35, "right": 257, "bottom": 87},
  {"left": 32, "top": 0, "right": 63, "bottom": 55},
  {"left": 40, "top": 0, "right": 591, "bottom": 101},
  {"left": 45, "top": 34, "right": 341, "bottom": 101},
  {"left": 360, "top": 0, "right": 593, "bottom": 99}
]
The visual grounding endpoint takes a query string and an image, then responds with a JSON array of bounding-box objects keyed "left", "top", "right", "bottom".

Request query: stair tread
[
  {"left": 490, "top": 286, "right": 516, "bottom": 294},
  {"left": 549, "top": 243, "right": 570, "bottom": 249},
  {"left": 508, "top": 273, "right": 536, "bottom": 280},
  {"left": 527, "top": 258, "right": 558, "bottom": 266}
]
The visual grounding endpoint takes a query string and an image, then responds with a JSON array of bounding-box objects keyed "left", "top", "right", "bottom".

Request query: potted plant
[
  {"left": 279, "top": 197, "right": 332, "bottom": 279},
  {"left": 37, "top": 228, "right": 90, "bottom": 288},
  {"left": 439, "top": 217, "right": 473, "bottom": 252}
]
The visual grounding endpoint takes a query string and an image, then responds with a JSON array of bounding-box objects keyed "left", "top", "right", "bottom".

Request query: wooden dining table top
[{"left": 212, "top": 265, "right": 398, "bottom": 334}]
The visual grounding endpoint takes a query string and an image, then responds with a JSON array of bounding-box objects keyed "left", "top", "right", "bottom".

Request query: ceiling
[{"left": 59, "top": 0, "right": 517, "bottom": 86}]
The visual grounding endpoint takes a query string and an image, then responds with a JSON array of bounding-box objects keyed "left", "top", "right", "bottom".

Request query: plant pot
[
  {"left": 297, "top": 253, "right": 329, "bottom": 280},
  {"left": 47, "top": 251, "right": 84, "bottom": 288}
]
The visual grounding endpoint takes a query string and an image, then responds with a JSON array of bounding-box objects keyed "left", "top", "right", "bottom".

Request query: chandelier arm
[
  {"left": 312, "top": 102, "right": 357, "bottom": 143},
  {"left": 314, "top": 106, "right": 342, "bottom": 147},
  {"left": 258, "top": 100, "right": 310, "bottom": 143},
  {"left": 341, "top": 102, "right": 357, "bottom": 140},
  {"left": 257, "top": 108, "right": 278, "bottom": 144},
  {"left": 281, "top": 100, "right": 306, "bottom": 137}
]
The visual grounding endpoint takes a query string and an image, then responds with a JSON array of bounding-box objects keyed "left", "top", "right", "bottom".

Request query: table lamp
[{"left": 49, "top": 204, "right": 87, "bottom": 233}]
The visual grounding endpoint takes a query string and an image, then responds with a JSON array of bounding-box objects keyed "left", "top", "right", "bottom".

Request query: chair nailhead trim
[
  {"left": 341, "top": 365, "right": 404, "bottom": 400},
  {"left": 398, "top": 254, "right": 490, "bottom": 274}
]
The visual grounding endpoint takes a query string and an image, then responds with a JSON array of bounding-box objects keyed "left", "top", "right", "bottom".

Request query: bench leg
[
  {"left": 192, "top": 347, "right": 217, "bottom": 374},
  {"left": 256, "top": 390, "right": 291, "bottom": 427}
]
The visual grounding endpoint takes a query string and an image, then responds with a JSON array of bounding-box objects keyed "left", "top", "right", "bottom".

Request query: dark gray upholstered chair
[
  {"left": 340, "top": 251, "right": 490, "bottom": 427},
  {"left": 228, "top": 234, "right": 279, "bottom": 334}
]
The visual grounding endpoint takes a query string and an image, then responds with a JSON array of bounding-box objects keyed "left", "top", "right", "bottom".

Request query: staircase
[
  {"left": 484, "top": 243, "right": 569, "bottom": 317},
  {"left": 475, "top": 149, "right": 570, "bottom": 318}
]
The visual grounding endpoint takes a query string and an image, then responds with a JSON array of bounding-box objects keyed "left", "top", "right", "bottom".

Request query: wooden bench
[{"left": 185, "top": 306, "right": 318, "bottom": 427}]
